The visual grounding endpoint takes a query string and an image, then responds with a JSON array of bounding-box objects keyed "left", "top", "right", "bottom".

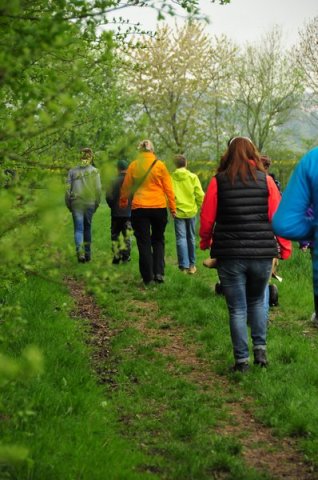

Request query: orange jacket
[{"left": 119, "top": 152, "right": 176, "bottom": 214}]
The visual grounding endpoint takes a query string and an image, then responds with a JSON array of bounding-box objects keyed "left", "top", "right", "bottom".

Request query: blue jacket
[{"left": 272, "top": 147, "right": 318, "bottom": 293}]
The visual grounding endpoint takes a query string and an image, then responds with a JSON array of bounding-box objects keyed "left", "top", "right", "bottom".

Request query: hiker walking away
[
  {"left": 202, "top": 154, "right": 281, "bottom": 273},
  {"left": 119, "top": 140, "right": 176, "bottom": 285},
  {"left": 106, "top": 159, "right": 132, "bottom": 264},
  {"left": 171, "top": 154, "right": 204, "bottom": 274},
  {"left": 65, "top": 148, "right": 101, "bottom": 263},
  {"left": 272, "top": 147, "right": 318, "bottom": 327},
  {"left": 200, "top": 137, "right": 291, "bottom": 372},
  {"left": 261, "top": 155, "right": 282, "bottom": 194}
]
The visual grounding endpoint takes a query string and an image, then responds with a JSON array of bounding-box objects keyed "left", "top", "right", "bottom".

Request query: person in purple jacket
[{"left": 272, "top": 147, "right": 318, "bottom": 327}]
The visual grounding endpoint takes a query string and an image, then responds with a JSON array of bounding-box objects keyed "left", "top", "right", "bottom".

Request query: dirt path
[{"left": 66, "top": 278, "right": 317, "bottom": 480}]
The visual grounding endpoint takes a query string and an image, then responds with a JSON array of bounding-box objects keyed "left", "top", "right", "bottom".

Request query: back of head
[
  {"left": 81, "top": 147, "right": 93, "bottom": 158},
  {"left": 117, "top": 159, "right": 128, "bottom": 171},
  {"left": 174, "top": 154, "right": 187, "bottom": 168},
  {"left": 218, "top": 136, "right": 264, "bottom": 183},
  {"left": 138, "top": 139, "right": 154, "bottom": 152},
  {"left": 80, "top": 147, "right": 94, "bottom": 166}
]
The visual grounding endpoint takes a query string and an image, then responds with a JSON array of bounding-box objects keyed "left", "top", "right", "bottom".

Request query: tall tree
[
  {"left": 127, "top": 22, "right": 236, "bottom": 154},
  {"left": 200, "top": 35, "right": 238, "bottom": 160},
  {"left": 232, "top": 28, "right": 303, "bottom": 152},
  {"left": 296, "top": 16, "right": 318, "bottom": 125}
]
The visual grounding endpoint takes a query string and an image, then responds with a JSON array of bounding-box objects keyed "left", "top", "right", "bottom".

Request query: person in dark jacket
[
  {"left": 261, "top": 155, "right": 282, "bottom": 194},
  {"left": 65, "top": 148, "right": 101, "bottom": 263},
  {"left": 200, "top": 137, "right": 292, "bottom": 372},
  {"left": 106, "top": 160, "right": 132, "bottom": 264}
]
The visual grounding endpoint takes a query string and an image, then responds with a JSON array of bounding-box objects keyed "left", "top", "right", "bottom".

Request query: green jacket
[{"left": 171, "top": 167, "right": 204, "bottom": 218}]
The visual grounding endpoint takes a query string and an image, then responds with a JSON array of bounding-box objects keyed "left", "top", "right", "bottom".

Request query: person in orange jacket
[
  {"left": 120, "top": 140, "right": 176, "bottom": 285},
  {"left": 200, "top": 137, "right": 292, "bottom": 372}
]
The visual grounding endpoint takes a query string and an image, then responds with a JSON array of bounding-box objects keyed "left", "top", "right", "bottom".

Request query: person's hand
[
  {"left": 200, "top": 240, "right": 211, "bottom": 251},
  {"left": 170, "top": 210, "right": 176, "bottom": 218},
  {"left": 273, "top": 258, "right": 279, "bottom": 267}
]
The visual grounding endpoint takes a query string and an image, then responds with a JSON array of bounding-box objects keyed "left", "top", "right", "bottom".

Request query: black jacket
[
  {"left": 210, "top": 171, "right": 278, "bottom": 258},
  {"left": 106, "top": 172, "right": 131, "bottom": 218}
]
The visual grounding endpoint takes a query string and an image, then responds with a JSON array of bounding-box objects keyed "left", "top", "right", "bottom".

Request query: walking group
[{"left": 65, "top": 138, "right": 318, "bottom": 373}]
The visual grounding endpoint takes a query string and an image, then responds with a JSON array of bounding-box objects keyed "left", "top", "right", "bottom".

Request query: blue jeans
[
  {"left": 217, "top": 258, "right": 272, "bottom": 363},
  {"left": 72, "top": 205, "right": 95, "bottom": 255},
  {"left": 264, "top": 284, "right": 270, "bottom": 322},
  {"left": 174, "top": 216, "right": 196, "bottom": 269}
]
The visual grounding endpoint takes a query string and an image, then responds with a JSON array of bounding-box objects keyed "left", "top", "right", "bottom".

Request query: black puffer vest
[{"left": 210, "top": 171, "right": 278, "bottom": 258}]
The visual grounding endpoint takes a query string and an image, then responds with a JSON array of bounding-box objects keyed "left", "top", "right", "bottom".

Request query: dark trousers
[
  {"left": 131, "top": 208, "right": 168, "bottom": 283},
  {"left": 111, "top": 217, "right": 132, "bottom": 261}
]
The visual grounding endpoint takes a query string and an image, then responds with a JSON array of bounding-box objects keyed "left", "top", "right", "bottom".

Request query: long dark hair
[{"left": 218, "top": 137, "right": 265, "bottom": 184}]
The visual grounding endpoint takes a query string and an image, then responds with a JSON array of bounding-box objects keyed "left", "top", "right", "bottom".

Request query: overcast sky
[
  {"left": 201, "top": 0, "right": 318, "bottom": 46},
  {"left": 115, "top": 0, "right": 318, "bottom": 47}
]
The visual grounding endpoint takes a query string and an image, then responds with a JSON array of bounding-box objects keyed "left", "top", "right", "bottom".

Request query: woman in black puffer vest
[{"left": 200, "top": 137, "right": 291, "bottom": 372}]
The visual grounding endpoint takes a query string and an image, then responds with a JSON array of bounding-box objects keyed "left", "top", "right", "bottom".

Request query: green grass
[
  {"left": 1, "top": 204, "right": 318, "bottom": 479},
  {"left": 0, "top": 276, "right": 154, "bottom": 480},
  {"left": 88, "top": 207, "right": 318, "bottom": 467}
]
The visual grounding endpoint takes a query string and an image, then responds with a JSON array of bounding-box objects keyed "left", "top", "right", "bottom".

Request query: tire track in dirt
[{"left": 65, "top": 277, "right": 317, "bottom": 480}]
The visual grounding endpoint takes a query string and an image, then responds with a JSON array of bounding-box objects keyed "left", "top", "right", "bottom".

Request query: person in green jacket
[{"left": 172, "top": 154, "right": 204, "bottom": 274}]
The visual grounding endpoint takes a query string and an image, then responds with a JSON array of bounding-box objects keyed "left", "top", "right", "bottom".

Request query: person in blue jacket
[{"left": 272, "top": 147, "right": 318, "bottom": 327}]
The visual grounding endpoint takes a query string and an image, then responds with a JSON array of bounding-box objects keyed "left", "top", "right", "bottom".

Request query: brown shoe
[
  {"left": 188, "top": 265, "right": 197, "bottom": 274},
  {"left": 203, "top": 258, "right": 217, "bottom": 269}
]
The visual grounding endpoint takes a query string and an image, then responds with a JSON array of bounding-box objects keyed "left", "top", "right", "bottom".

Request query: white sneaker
[{"left": 311, "top": 312, "right": 318, "bottom": 327}]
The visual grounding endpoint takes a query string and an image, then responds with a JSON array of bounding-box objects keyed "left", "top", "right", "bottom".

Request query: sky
[{"left": 114, "top": 0, "right": 318, "bottom": 48}]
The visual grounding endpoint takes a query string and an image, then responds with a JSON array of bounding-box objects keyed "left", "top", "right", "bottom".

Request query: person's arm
[
  {"left": 272, "top": 154, "right": 314, "bottom": 241},
  {"left": 267, "top": 176, "right": 292, "bottom": 260},
  {"left": 106, "top": 188, "right": 113, "bottom": 208},
  {"left": 95, "top": 170, "right": 102, "bottom": 206},
  {"left": 194, "top": 175, "right": 205, "bottom": 209},
  {"left": 65, "top": 170, "right": 73, "bottom": 210},
  {"left": 161, "top": 165, "right": 176, "bottom": 216},
  {"left": 199, "top": 177, "right": 218, "bottom": 250},
  {"left": 119, "top": 164, "right": 134, "bottom": 208},
  {"left": 106, "top": 178, "right": 117, "bottom": 208}
]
